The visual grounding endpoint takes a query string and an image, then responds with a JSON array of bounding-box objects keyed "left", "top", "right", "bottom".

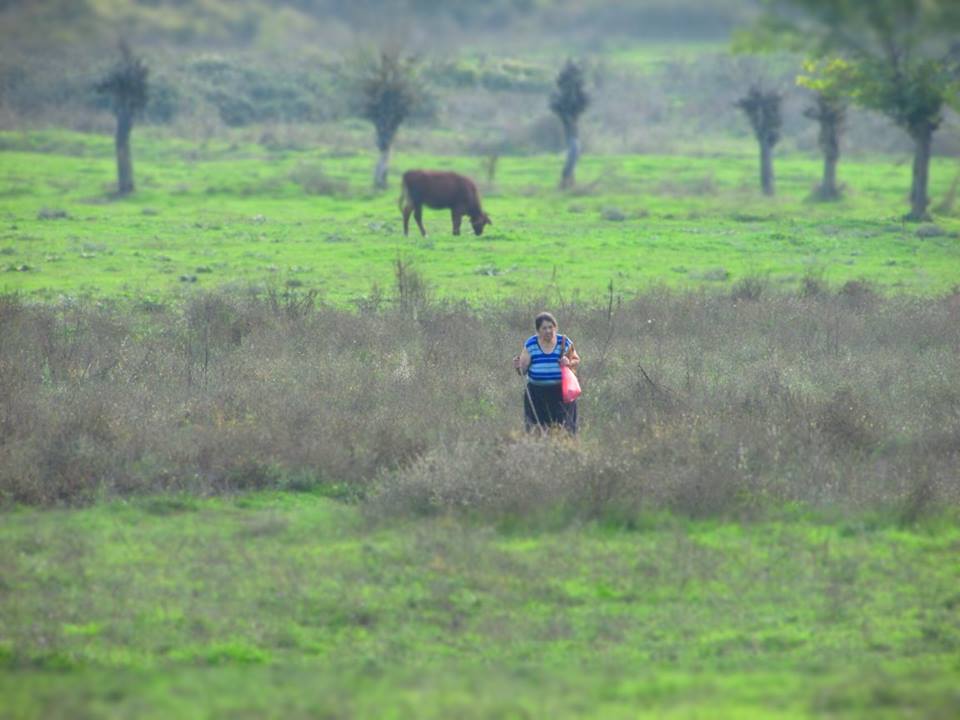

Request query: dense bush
[
  {"left": 1, "top": 288, "right": 957, "bottom": 521},
  {"left": 184, "top": 55, "right": 345, "bottom": 126},
  {"left": 424, "top": 58, "right": 551, "bottom": 93},
  {"left": 0, "top": 51, "right": 347, "bottom": 131},
  {"left": 3, "top": 44, "right": 958, "bottom": 155}
]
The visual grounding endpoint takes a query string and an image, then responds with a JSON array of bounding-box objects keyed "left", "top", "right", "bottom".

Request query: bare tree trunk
[
  {"left": 807, "top": 94, "right": 844, "bottom": 201},
  {"left": 561, "top": 122, "right": 580, "bottom": 189},
  {"left": 115, "top": 111, "right": 134, "bottom": 195},
  {"left": 907, "top": 128, "right": 933, "bottom": 221},
  {"left": 374, "top": 146, "right": 390, "bottom": 190},
  {"left": 760, "top": 141, "right": 774, "bottom": 196},
  {"left": 820, "top": 151, "right": 839, "bottom": 200},
  {"left": 818, "top": 122, "right": 840, "bottom": 200}
]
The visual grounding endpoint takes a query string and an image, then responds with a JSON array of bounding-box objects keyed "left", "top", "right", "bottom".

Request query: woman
[{"left": 512, "top": 311, "right": 581, "bottom": 434}]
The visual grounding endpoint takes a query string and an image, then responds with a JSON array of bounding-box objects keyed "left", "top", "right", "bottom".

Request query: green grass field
[
  {"left": 2, "top": 130, "right": 958, "bottom": 304},
  {"left": 2, "top": 131, "right": 960, "bottom": 718},
  {"left": 1, "top": 493, "right": 958, "bottom": 719}
]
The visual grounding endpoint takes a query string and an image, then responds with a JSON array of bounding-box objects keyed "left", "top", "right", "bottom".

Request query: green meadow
[
  {"left": 2, "top": 493, "right": 959, "bottom": 719},
  {"left": 2, "top": 129, "right": 960, "bottom": 719},
  {"left": 3, "top": 0, "right": 960, "bottom": 714},
  {"left": 2, "top": 130, "right": 959, "bottom": 304}
]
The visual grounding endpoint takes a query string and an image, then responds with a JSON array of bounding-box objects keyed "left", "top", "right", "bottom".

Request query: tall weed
[{"left": 0, "top": 289, "right": 957, "bottom": 521}]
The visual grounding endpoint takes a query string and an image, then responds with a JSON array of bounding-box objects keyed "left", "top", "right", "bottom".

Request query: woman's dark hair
[{"left": 535, "top": 311, "right": 557, "bottom": 329}]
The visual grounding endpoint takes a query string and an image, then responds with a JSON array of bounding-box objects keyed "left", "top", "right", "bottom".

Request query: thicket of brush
[{"left": 1, "top": 282, "right": 958, "bottom": 522}]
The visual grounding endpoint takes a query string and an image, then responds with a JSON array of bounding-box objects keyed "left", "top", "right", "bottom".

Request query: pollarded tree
[
  {"left": 804, "top": 91, "right": 846, "bottom": 200},
  {"left": 549, "top": 59, "right": 590, "bottom": 189},
  {"left": 747, "top": 0, "right": 960, "bottom": 220},
  {"left": 799, "top": 59, "right": 850, "bottom": 201},
  {"left": 737, "top": 85, "right": 782, "bottom": 196},
  {"left": 96, "top": 41, "right": 148, "bottom": 196},
  {"left": 353, "top": 49, "right": 424, "bottom": 190}
]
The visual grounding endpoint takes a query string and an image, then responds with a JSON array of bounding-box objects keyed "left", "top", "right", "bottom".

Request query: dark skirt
[{"left": 523, "top": 382, "right": 578, "bottom": 434}]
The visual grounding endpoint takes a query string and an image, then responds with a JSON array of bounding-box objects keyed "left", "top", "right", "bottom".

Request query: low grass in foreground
[{"left": 1, "top": 493, "right": 958, "bottom": 719}]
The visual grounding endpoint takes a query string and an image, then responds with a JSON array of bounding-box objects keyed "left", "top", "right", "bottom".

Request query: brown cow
[{"left": 399, "top": 170, "right": 492, "bottom": 237}]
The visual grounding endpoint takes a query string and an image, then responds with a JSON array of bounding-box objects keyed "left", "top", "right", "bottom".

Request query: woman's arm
[
  {"left": 513, "top": 346, "right": 531, "bottom": 374},
  {"left": 560, "top": 341, "right": 580, "bottom": 372}
]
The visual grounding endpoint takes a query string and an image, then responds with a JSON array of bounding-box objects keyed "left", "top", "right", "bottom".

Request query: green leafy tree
[
  {"left": 743, "top": 0, "right": 960, "bottom": 220},
  {"left": 352, "top": 49, "right": 424, "bottom": 190},
  {"left": 95, "top": 41, "right": 148, "bottom": 196},
  {"left": 737, "top": 85, "right": 782, "bottom": 196},
  {"left": 549, "top": 59, "right": 590, "bottom": 189}
]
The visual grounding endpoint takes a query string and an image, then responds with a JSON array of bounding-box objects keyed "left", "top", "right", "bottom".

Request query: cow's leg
[
  {"left": 402, "top": 204, "right": 412, "bottom": 236},
  {"left": 452, "top": 210, "right": 463, "bottom": 236},
  {"left": 414, "top": 205, "right": 427, "bottom": 237}
]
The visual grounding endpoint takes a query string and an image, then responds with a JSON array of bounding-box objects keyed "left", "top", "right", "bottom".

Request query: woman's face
[{"left": 537, "top": 320, "right": 557, "bottom": 344}]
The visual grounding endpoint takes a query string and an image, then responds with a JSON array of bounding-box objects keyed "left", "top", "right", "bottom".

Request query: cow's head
[{"left": 471, "top": 213, "right": 492, "bottom": 236}]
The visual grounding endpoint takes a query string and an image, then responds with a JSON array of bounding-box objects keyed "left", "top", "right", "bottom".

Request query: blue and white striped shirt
[{"left": 525, "top": 334, "right": 572, "bottom": 385}]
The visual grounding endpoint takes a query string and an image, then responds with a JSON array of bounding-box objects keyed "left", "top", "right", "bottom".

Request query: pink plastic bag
[{"left": 561, "top": 365, "right": 581, "bottom": 404}]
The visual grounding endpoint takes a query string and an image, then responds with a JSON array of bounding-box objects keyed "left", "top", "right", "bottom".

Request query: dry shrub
[
  {"left": 730, "top": 274, "right": 768, "bottom": 302},
  {"left": 1, "top": 388, "right": 119, "bottom": 504},
  {"left": 815, "top": 387, "right": 882, "bottom": 451},
  {"left": 369, "top": 411, "right": 823, "bottom": 524},
  {"left": 838, "top": 279, "right": 877, "bottom": 310},
  {"left": 0, "top": 288, "right": 957, "bottom": 521},
  {"left": 289, "top": 163, "right": 349, "bottom": 196},
  {"left": 799, "top": 271, "right": 828, "bottom": 298},
  {"left": 367, "top": 435, "right": 638, "bottom": 524}
]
